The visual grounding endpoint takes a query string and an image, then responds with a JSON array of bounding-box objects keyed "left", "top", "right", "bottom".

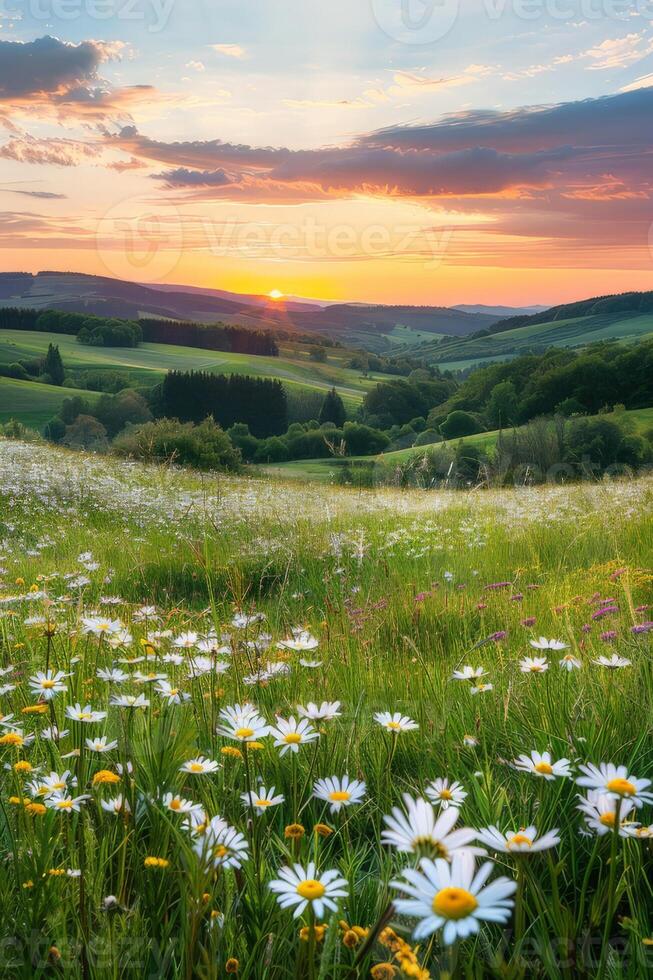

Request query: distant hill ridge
[{"left": 489, "top": 291, "right": 653, "bottom": 335}]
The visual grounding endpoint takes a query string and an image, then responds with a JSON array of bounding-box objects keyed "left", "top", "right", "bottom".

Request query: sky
[{"left": 0, "top": 0, "right": 652, "bottom": 306}]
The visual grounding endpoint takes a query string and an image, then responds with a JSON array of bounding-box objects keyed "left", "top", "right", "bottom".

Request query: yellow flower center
[
  {"left": 235, "top": 727, "right": 254, "bottom": 739},
  {"left": 386, "top": 721, "right": 401, "bottom": 731},
  {"left": 432, "top": 887, "right": 478, "bottom": 920},
  {"left": 213, "top": 845, "right": 229, "bottom": 859},
  {"left": 530, "top": 665, "right": 543, "bottom": 672},
  {"left": 413, "top": 836, "right": 448, "bottom": 859},
  {"left": 439, "top": 789, "right": 453, "bottom": 800},
  {"left": 284, "top": 733, "right": 302, "bottom": 744},
  {"left": 508, "top": 833, "right": 533, "bottom": 848},
  {"left": 168, "top": 689, "right": 179, "bottom": 697},
  {"left": 57, "top": 800, "right": 73, "bottom": 810},
  {"left": 41, "top": 680, "right": 56, "bottom": 689},
  {"left": 255, "top": 798, "right": 272, "bottom": 807},
  {"left": 535, "top": 762, "right": 553, "bottom": 775},
  {"left": 169, "top": 799, "right": 182, "bottom": 810},
  {"left": 607, "top": 777, "right": 636, "bottom": 797},
  {"left": 599, "top": 812, "right": 616, "bottom": 827},
  {"left": 329, "top": 791, "right": 351, "bottom": 802},
  {"left": 189, "top": 763, "right": 204, "bottom": 772},
  {"left": 296, "top": 879, "right": 326, "bottom": 901}
]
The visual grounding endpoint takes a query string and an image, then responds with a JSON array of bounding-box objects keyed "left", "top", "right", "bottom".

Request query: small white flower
[
  {"left": 180, "top": 756, "right": 220, "bottom": 775},
  {"left": 593, "top": 654, "right": 631, "bottom": 669},
  {"left": 269, "top": 716, "right": 318, "bottom": 756},
  {"left": 65, "top": 703, "right": 107, "bottom": 723},
  {"left": 512, "top": 751, "right": 572, "bottom": 781},
  {"left": 29, "top": 670, "right": 68, "bottom": 701},
  {"left": 313, "top": 775, "right": 366, "bottom": 813},
  {"left": 519, "top": 656, "right": 549, "bottom": 674},
  {"left": 477, "top": 825, "right": 560, "bottom": 853},
  {"left": 374, "top": 712, "right": 419, "bottom": 733},
  {"left": 269, "top": 862, "right": 347, "bottom": 919},
  {"left": 559, "top": 654, "right": 582, "bottom": 671},
  {"left": 577, "top": 790, "right": 636, "bottom": 836},
  {"left": 452, "top": 666, "right": 488, "bottom": 681},
  {"left": 425, "top": 778, "right": 467, "bottom": 810},
  {"left": 241, "top": 785, "right": 285, "bottom": 814},
  {"left": 530, "top": 637, "right": 568, "bottom": 651},
  {"left": 297, "top": 701, "right": 341, "bottom": 721}
]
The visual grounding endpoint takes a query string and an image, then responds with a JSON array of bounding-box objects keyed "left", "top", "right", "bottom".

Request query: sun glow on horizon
[{"left": 268, "top": 289, "right": 284, "bottom": 300}]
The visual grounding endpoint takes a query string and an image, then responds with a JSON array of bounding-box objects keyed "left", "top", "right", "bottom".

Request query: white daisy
[
  {"left": 269, "top": 862, "right": 347, "bottom": 919},
  {"left": 180, "top": 756, "right": 220, "bottom": 775},
  {"left": 194, "top": 818, "right": 249, "bottom": 870},
  {"left": 576, "top": 762, "right": 653, "bottom": 808},
  {"left": 28, "top": 670, "right": 68, "bottom": 701},
  {"left": 559, "top": 654, "right": 582, "bottom": 671},
  {"left": 391, "top": 851, "right": 516, "bottom": 945},
  {"left": 476, "top": 825, "right": 560, "bottom": 853},
  {"left": 297, "top": 701, "right": 341, "bottom": 721},
  {"left": 529, "top": 637, "right": 568, "bottom": 651},
  {"left": 577, "top": 791, "right": 636, "bottom": 836},
  {"left": 452, "top": 666, "right": 488, "bottom": 681},
  {"left": 85, "top": 736, "right": 118, "bottom": 753},
  {"left": 425, "top": 778, "right": 467, "bottom": 810},
  {"left": 382, "top": 796, "right": 481, "bottom": 859},
  {"left": 593, "top": 654, "right": 631, "bottom": 668},
  {"left": 313, "top": 775, "right": 366, "bottom": 813},
  {"left": 241, "top": 785, "right": 285, "bottom": 814},
  {"left": 512, "top": 751, "right": 572, "bottom": 780},
  {"left": 162, "top": 792, "right": 203, "bottom": 815},
  {"left": 65, "top": 703, "right": 107, "bottom": 723},
  {"left": 374, "top": 712, "right": 419, "bottom": 733},
  {"left": 216, "top": 703, "right": 269, "bottom": 742},
  {"left": 519, "top": 657, "right": 549, "bottom": 674},
  {"left": 269, "top": 716, "right": 319, "bottom": 756}
]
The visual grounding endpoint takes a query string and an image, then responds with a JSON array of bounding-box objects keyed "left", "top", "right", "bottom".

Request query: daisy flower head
[
  {"left": 471, "top": 682, "right": 493, "bottom": 695},
  {"left": 297, "top": 701, "right": 341, "bottom": 721},
  {"left": 391, "top": 851, "right": 516, "bottom": 945},
  {"left": 313, "top": 775, "right": 366, "bottom": 813},
  {"left": 374, "top": 712, "right": 419, "bottom": 734},
  {"left": 476, "top": 825, "right": 560, "bottom": 854},
  {"left": 101, "top": 795, "right": 131, "bottom": 815},
  {"left": 180, "top": 756, "right": 220, "bottom": 776},
  {"left": 28, "top": 671, "right": 68, "bottom": 701},
  {"left": 162, "top": 792, "right": 203, "bottom": 815},
  {"left": 512, "top": 751, "right": 572, "bottom": 781},
  {"left": 155, "top": 680, "right": 191, "bottom": 704},
  {"left": 85, "top": 736, "right": 118, "bottom": 753},
  {"left": 452, "top": 666, "right": 488, "bottom": 681},
  {"left": 65, "top": 703, "right": 107, "bottom": 724},
  {"left": 519, "top": 656, "right": 549, "bottom": 674},
  {"left": 593, "top": 654, "right": 631, "bottom": 669},
  {"left": 576, "top": 763, "right": 653, "bottom": 808},
  {"left": 559, "top": 654, "right": 582, "bottom": 671},
  {"left": 241, "top": 785, "right": 285, "bottom": 814},
  {"left": 425, "top": 778, "right": 467, "bottom": 810},
  {"left": 269, "top": 862, "right": 348, "bottom": 919},
  {"left": 109, "top": 694, "right": 150, "bottom": 709},
  {"left": 216, "top": 703, "right": 269, "bottom": 743},
  {"left": 530, "top": 637, "right": 568, "bottom": 651},
  {"left": 577, "top": 790, "right": 636, "bottom": 836},
  {"left": 45, "top": 792, "right": 91, "bottom": 814},
  {"left": 278, "top": 630, "right": 319, "bottom": 652},
  {"left": 194, "top": 818, "right": 249, "bottom": 870},
  {"left": 382, "top": 795, "right": 482, "bottom": 860},
  {"left": 269, "top": 716, "right": 319, "bottom": 756}
]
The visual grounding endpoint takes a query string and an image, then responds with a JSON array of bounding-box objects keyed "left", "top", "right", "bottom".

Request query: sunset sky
[{"left": 1, "top": 0, "right": 653, "bottom": 305}]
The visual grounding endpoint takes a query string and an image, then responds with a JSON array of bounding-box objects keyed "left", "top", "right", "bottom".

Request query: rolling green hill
[
  {"left": 0, "top": 328, "right": 398, "bottom": 427},
  {"left": 397, "top": 311, "right": 653, "bottom": 371},
  {"left": 0, "top": 378, "right": 100, "bottom": 428}
]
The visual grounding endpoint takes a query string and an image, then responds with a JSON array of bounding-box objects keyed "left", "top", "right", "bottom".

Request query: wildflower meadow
[{"left": 0, "top": 438, "right": 652, "bottom": 978}]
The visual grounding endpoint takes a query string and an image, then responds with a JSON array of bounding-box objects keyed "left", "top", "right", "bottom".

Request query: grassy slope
[
  {"left": 0, "top": 377, "right": 99, "bottom": 427},
  {"left": 262, "top": 407, "right": 653, "bottom": 482},
  {"left": 403, "top": 311, "right": 653, "bottom": 370},
  {"left": 0, "top": 329, "right": 396, "bottom": 425}
]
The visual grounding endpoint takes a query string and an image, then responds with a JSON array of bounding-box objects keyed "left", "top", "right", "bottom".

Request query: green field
[
  {"left": 0, "top": 329, "right": 399, "bottom": 427},
  {"left": 0, "top": 436, "right": 652, "bottom": 976},
  {"left": 402, "top": 311, "right": 653, "bottom": 371},
  {"left": 0, "top": 377, "right": 99, "bottom": 427}
]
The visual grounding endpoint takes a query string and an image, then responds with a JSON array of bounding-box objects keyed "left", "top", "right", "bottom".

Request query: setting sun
[{"left": 269, "top": 289, "right": 284, "bottom": 300}]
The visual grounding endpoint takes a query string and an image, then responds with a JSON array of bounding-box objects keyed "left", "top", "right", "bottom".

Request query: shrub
[
  {"left": 61, "top": 415, "right": 109, "bottom": 451},
  {"left": 1, "top": 362, "right": 30, "bottom": 380},
  {"left": 440, "top": 410, "right": 482, "bottom": 440},
  {"left": 413, "top": 429, "right": 442, "bottom": 447},
  {"left": 113, "top": 417, "right": 240, "bottom": 471}
]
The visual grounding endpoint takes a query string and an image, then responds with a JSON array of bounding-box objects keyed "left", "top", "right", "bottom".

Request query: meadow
[
  {"left": 0, "top": 329, "right": 390, "bottom": 420},
  {"left": 0, "top": 437, "right": 652, "bottom": 977}
]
